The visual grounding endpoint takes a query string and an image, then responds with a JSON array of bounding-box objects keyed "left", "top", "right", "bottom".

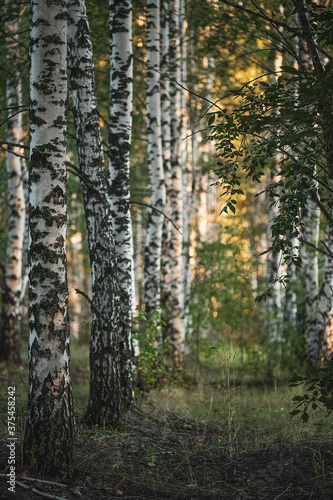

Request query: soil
[{"left": 1, "top": 404, "right": 333, "bottom": 500}]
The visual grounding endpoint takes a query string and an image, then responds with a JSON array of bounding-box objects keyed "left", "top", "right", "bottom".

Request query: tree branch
[
  {"left": 75, "top": 288, "right": 92, "bottom": 305},
  {"left": 130, "top": 201, "right": 181, "bottom": 234},
  {"left": 309, "top": 189, "right": 333, "bottom": 226}
]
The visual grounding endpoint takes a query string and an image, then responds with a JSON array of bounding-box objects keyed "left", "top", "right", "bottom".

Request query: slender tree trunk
[
  {"left": 266, "top": 42, "right": 284, "bottom": 352},
  {"left": 134, "top": 206, "right": 144, "bottom": 309},
  {"left": 0, "top": 1, "right": 26, "bottom": 363},
  {"left": 144, "top": 0, "right": 166, "bottom": 317},
  {"left": 315, "top": 208, "right": 333, "bottom": 367},
  {"left": 68, "top": 0, "right": 122, "bottom": 425},
  {"left": 169, "top": 0, "right": 184, "bottom": 367},
  {"left": 180, "top": 0, "right": 191, "bottom": 342},
  {"left": 24, "top": 0, "right": 75, "bottom": 476},
  {"left": 108, "top": 0, "right": 135, "bottom": 406},
  {"left": 160, "top": 0, "right": 173, "bottom": 340},
  {"left": 266, "top": 194, "right": 283, "bottom": 346},
  {"left": 303, "top": 182, "right": 320, "bottom": 365}
]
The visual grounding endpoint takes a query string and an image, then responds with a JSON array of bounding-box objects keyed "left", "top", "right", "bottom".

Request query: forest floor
[{"left": 1, "top": 361, "right": 333, "bottom": 499}]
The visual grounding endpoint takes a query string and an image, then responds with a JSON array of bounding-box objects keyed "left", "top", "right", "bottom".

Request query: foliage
[
  {"left": 209, "top": 1, "right": 333, "bottom": 274},
  {"left": 189, "top": 232, "right": 264, "bottom": 373},
  {"left": 132, "top": 308, "right": 184, "bottom": 394},
  {"left": 290, "top": 360, "right": 333, "bottom": 422}
]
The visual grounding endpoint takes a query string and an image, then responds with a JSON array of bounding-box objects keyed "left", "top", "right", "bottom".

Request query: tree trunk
[
  {"left": 144, "top": 0, "right": 166, "bottom": 318},
  {"left": 0, "top": 0, "right": 26, "bottom": 363},
  {"left": 160, "top": 0, "right": 173, "bottom": 341},
  {"left": 108, "top": 0, "right": 135, "bottom": 406},
  {"left": 315, "top": 210, "right": 333, "bottom": 367},
  {"left": 68, "top": 0, "right": 122, "bottom": 425},
  {"left": 24, "top": 0, "right": 75, "bottom": 476},
  {"left": 303, "top": 182, "right": 320, "bottom": 366},
  {"left": 169, "top": 0, "right": 184, "bottom": 367}
]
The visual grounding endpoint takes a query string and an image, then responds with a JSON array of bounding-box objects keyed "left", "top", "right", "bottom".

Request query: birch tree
[
  {"left": 144, "top": 0, "right": 166, "bottom": 317},
  {"left": 68, "top": 0, "right": 122, "bottom": 424},
  {"left": 24, "top": 0, "right": 75, "bottom": 475},
  {"left": 108, "top": 0, "right": 135, "bottom": 406},
  {"left": 303, "top": 184, "right": 320, "bottom": 365},
  {"left": 160, "top": 0, "right": 173, "bottom": 339},
  {"left": 0, "top": 1, "right": 26, "bottom": 363},
  {"left": 169, "top": 0, "right": 184, "bottom": 367}
]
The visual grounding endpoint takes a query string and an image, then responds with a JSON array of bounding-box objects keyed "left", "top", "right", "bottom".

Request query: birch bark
[
  {"left": 315, "top": 217, "right": 333, "bottom": 366},
  {"left": 144, "top": 0, "right": 166, "bottom": 316},
  {"left": 160, "top": 0, "right": 173, "bottom": 340},
  {"left": 108, "top": 0, "right": 135, "bottom": 405},
  {"left": 24, "top": 0, "right": 75, "bottom": 475},
  {"left": 169, "top": 0, "right": 184, "bottom": 366},
  {"left": 0, "top": 1, "right": 26, "bottom": 363},
  {"left": 68, "top": 0, "right": 122, "bottom": 424},
  {"left": 303, "top": 184, "right": 320, "bottom": 365}
]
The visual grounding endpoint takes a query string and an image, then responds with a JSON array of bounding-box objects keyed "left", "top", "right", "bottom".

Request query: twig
[
  {"left": 309, "top": 189, "right": 333, "bottom": 226},
  {"left": 274, "top": 482, "right": 292, "bottom": 500},
  {"left": 17, "top": 476, "right": 67, "bottom": 487},
  {"left": 75, "top": 289, "right": 92, "bottom": 305},
  {"left": 130, "top": 201, "right": 181, "bottom": 234},
  {"left": 298, "top": 237, "right": 331, "bottom": 259},
  {"left": 321, "top": 239, "right": 333, "bottom": 260},
  {"left": 0, "top": 476, "right": 69, "bottom": 500}
]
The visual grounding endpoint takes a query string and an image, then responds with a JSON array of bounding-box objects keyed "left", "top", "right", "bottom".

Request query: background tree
[
  {"left": 108, "top": 0, "right": 135, "bottom": 406},
  {"left": 68, "top": 0, "right": 123, "bottom": 425},
  {"left": 144, "top": 0, "right": 166, "bottom": 318},
  {"left": 0, "top": 0, "right": 27, "bottom": 363}
]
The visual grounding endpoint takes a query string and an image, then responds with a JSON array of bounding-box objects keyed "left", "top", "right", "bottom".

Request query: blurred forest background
[
  {"left": 2, "top": 0, "right": 329, "bottom": 379},
  {"left": 1, "top": 0, "right": 333, "bottom": 497}
]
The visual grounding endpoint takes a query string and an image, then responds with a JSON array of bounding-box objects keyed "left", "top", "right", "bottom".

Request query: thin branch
[
  {"left": 75, "top": 288, "right": 92, "bottom": 305},
  {"left": 219, "top": 0, "right": 295, "bottom": 31},
  {"left": 219, "top": 0, "right": 333, "bottom": 62},
  {"left": 321, "top": 239, "right": 333, "bottom": 260},
  {"left": 17, "top": 476, "right": 67, "bottom": 488},
  {"left": 299, "top": 237, "right": 331, "bottom": 258},
  {"left": 130, "top": 201, "right": 181, "bottom": 234},
  {"left": 0, "top": 475, "right": 69, "bottom": 500},
  {"left": 309, "top": 189, "right": 333, "bottom": 226}
]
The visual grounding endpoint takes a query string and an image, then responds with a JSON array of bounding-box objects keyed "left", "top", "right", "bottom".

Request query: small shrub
[{"left": 289, "top": 361, "right": 333, "bottom": 422}]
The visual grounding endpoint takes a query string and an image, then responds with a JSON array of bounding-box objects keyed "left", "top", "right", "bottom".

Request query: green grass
[{"left": 1, "top": 338, "right": 332, "bottom": 452}]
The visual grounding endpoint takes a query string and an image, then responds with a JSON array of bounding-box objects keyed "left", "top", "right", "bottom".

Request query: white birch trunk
[
  {"left": 266, "top": 42, "right": 284, "bottom": 350},
  {"left": 169, "top": 0, "right": 184, "bottom": 366},
  {"left": 108, "top": 0, "right": 135, "bottom": 405},
  {"left": 303, "top": 182, "right": 320, "bottom": 365},
  {"left": 0, "top": 1, "right": 26, "bottom": 363},
  {"left": 24, "top": 0, "right": 75, "bottom": 476},
  {"left": 144, "top": 0, "right": 166, "bottom": 316},
  {"left": 180, "top": 0, "right": 191, "bottom": 340},
  {"left": 160, "top": 0, "right": 173, "bottom": 339},
  {"left": 68, "top": 0, "right": 123, "bottom": 422},
  {"left": 315, "top": 214, "right": 333, "bottom": 367}
]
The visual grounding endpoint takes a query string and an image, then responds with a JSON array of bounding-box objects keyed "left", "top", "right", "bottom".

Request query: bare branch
[{"left": 130, "top": 201, "right": 181, "bottom": 234}]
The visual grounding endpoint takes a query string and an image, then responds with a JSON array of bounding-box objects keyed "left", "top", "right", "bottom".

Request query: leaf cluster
[
  {"left": 210, "top": 61, "right": 333, "bottom": 265},
  {"left": 132, "top": 308, "right": 183, "bottom": 394},
  {"left": 289, "top": 361, "right": 333, "bottom": 423}
]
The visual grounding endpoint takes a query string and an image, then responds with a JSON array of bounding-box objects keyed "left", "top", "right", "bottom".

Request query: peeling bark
[
  {"left": 68, "top": 0, "right": 122, "bottom": 424},
  {"left": 24, "top": 0, "right": 75, "bottom": 476},
  {"left": 108, "top": 0, "right": 135, "bottom": 406},
  {"left": 144, "top": 0, "right": 166, "bottom": 317},
  {"left": 169, "top": 0, "right": 184, "bottom": 366}
]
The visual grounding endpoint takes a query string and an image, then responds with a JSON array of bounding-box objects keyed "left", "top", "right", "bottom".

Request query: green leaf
[
  {"left": 301, "top": 412, "right": 309, "bottom": 423},
  {"left": 281, "top": 65, "right": 300, "bottom": 75},
  {"left": 208, "top": 113, "right": 216, "bottom": 126}
]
